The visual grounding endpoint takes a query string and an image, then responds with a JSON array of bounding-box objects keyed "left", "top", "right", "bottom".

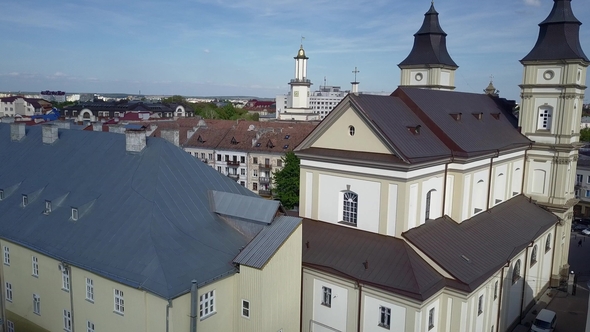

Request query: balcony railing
[
  {"left": 258, "top": 189, "right": 272, "bottom": 197},
  {"left": 226, "top": 160, "right": 240, "bottom": 166},
  {"left": 259, "top": 163, "right": 272, "bottom": 170},
  {"left": 200, "top": 159, "right": 208, "bottom": 163},
  {"left": 259, "top": 177, "right": 270, "bottom": 184},
  {"left": 227, "top": 173, "right": 239, "bottom": 180}
]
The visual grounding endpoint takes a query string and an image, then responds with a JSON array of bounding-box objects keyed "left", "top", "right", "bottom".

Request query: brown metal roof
[
  {"left": 302, "top": 218, "right": 448, "bottom": 301},
  {"left": 403, "top": 195, "right": 558, "bottom": 292}
]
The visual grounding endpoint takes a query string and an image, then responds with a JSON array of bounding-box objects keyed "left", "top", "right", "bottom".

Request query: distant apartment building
[
  {"left": 62, "top": 100, "right": 191, "bottom": 123},
  {"left": 0, "top": 96, "right": 45, "bottom": 117},
  {"left": 575, "top": 153, "right": 590, "bottom": 216}
]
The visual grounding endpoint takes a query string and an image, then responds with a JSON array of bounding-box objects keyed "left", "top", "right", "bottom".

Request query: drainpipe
[
  {"left": 190, "top": 280, "right": 198, "bottom": 332},
  {"left": 356, "top": 282, "right": 362, "bottom": 332},
  {"left": 166, "top": 300, "right": 172, "bottom": 332},
  {"left": 486, "top": 150, "right": 500, "bottom": 210},
  {"left": 496, "top": 263, "right": 508, "bottom": 332}
]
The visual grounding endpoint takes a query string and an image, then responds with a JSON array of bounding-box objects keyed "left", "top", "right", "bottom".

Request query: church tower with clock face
[
  {"left": 277, "top": 45, "right": 318, "bottom": 121},
  {"left": 519, "top": 0, "right": 589, "bottom": 285}
]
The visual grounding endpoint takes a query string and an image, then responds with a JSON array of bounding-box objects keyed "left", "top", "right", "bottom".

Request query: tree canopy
[
  {"left": 581, "top": 128, "right": 590, "bottom": 142},
  {"left": 161, "top": 95, "right": 258, "bottom": 121},
  {"left": 273, "top": 152, "right": 300, "bottom": 210}
]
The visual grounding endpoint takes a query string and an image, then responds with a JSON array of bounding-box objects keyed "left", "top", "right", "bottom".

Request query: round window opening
[
  {"left": 349, "top": 125, "right": 355, "bottom": 136},
  {"left": 415, "top": 73, "right": 423, "bottom": 82},
  {"left": 543, "top": 70, "right": 555, "bottom": 80}
]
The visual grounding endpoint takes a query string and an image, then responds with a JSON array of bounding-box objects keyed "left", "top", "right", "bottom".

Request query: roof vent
[
  {"left": 407, "top": 125, "right": 421, "bottom": 135},
  {"left": 10, "top": 122, "right": 26, "bottom": 142},
  {"left": 450, "top": 113, "right": 462, "bottom": 121},
  {"left": 197, "top": 135, "right": 205, "bottom": 143},
  {"left": 491, "top": 113, "right": 501, "bottom": 120},
  {"left": 363, "top": 260, "right": 369, "bottom": 270},
  {"left": 461, "top": 255, "right": 471, "bottom": 263},
  {"left": 472, "top": 112, "right": 484, "bottom": 120},
  {"left": 125, "top": 129, "right": 146, "bottom": 153},
  {"left": 231, "top": 137, "right": 238, "bottom": 145},
  {"left": 42, "top": 124, "right": 59, "bottom": 144},
  {"left": 266, "top": 140, "right": 275, "bottom": 148}
]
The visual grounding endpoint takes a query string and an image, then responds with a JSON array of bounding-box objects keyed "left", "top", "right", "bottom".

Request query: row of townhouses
[{"left": 0, "top": 1, "right": 586, "bottom": 332}]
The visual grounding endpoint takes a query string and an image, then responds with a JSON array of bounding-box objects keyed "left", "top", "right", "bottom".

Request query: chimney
[
  {"left": 42, "top": 124, "right": 59, "bottom": 144},
  {"left": 92, "top": 123, "right": 102, "bottom": 132},
  {"left": 108, "top": 124, "right": 126, "bottom": 134},
  {"left": 161, "top": 129, "right": 180, "bottom": 146},
  {"left": 125, "top": 129, "right": 146, "bottom": 153},
  {"left": 10, "top": 122, "right": 25, "bottom": 141}
]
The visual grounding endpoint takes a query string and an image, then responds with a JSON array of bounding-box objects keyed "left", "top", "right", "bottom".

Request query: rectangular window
[
  {"left": 253, "top": 157, "right": 258, "bottom": 164},
  {"left": 32, "top": 256, "right": 39, "bottom": 277},
  {"left": 240, "top": 156, "right": 246, "bottom": 163},
  {"left": 253, "top": 183, "right": 258, "bottom": 191},
  {"left": 64, "top": 309, "right": 72, "bottom": 332},
  {"left": 494, "top": 280, "right": 498, "bottom": 300},
  {"left": 321, "top": 286, "right": 332, "bottom": 307},
  {"left": 240, "top": 168, "right": 246, "bottom": 176},
  {"left": 240, "top": 181, "right": 245, "bottom": 187},
  {"left": 585, "top": 190, "right": 590, "bottom": 197},
  {"left": 478, "top": 295, "right": 484, "bottom": 315},
  {"left": 201, "top": 153, "right": 205, "bottom": 159},
  {"left": 86, "top": 278, "right": 94, "bottom": 302},
  {"left": 428, "top": 308, "right": 435, "bottom": 330},
  {"left": 253, "top": 169, "right": 258, "bottom": 177},
  {"left": 199, "top": 290, "right": 215, "bottom": 319},
  {"left": 379, "top": 306, "right": 391, "bottom": 329},
  {"left": 578, "top": 174, "right": 584, "bottom": 183},
  {"left": 33, "top": 294, "right": 41, "bottom": 315},
  {"left": 217, "top": 166, "right": 222, "bottom": 172},
  {"left": 7, "top": 321, "right": 14, "bottom": 332},
  {"left": 114, "top": 289, "right": 125, "bottom": 314},
  {"left": 5, "top": 282, "right": 12, "bottom": 302},
  {"left": 87, "top": 321, "right": 95, "bottom": 332},
  {"left": 242, "top": 299, "right": 250, "bottom": 318},
  {"left": 62, "top": 265, "right": 70, "bottom": 291},
  {"left": 4, "top": 246, "right": 10, "bottom": 265},
  {"left": 587, "top": 175, "right": 590, "bottom": 184},
  {"left": 22, "top": 194, "right": 28, "bottom": 207},
  {"left": 277, "top": 159, "right": 283, "bottom": 167},
  {"left": 208, "top": 153, "right": 213, "bottom": 160},
  {"left": 217, "top": 154, "right": 222, "bottom": 161}
]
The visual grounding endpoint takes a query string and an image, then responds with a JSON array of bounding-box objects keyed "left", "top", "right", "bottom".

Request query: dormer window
[
  {"left": 22, "top": 195, "right": 28, "bottom": 207},
  {"left": 44, "top": 201, "right": 52, "bottom": 215},
  {"left": 71, "top": 208, "right": 79, "bottom": 221},
  {"left": 0, "top": 189, "right": 4, "bottom": 201}
]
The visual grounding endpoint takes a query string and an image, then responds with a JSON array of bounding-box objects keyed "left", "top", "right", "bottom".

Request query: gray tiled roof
[
  {"left": 0, "top": 123, "right": 282, "bottom": 299},
  {"left": 302, "top": 219, "right": 447, "bottom": 301},
  {"left": 234, "top": 215, "right": 301, "bottom": 269},
  {"left": 403, "top": 195, "right": 558, "bottom": 292},
  {"left": 211, "top": 190, "right": 280, "bottom": 224}
]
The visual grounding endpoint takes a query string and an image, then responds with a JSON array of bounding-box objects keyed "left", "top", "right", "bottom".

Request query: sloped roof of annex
[{"left": 0, "top": 123, "right": 299, "bottom": 300}]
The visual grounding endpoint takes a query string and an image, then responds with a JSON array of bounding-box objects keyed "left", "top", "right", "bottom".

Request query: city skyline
[{"left": 1, "top": 0, "right": 589, "bottom": 102}]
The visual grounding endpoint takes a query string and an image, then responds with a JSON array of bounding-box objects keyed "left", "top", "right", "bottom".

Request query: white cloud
[
  {"left": 204, "top": 49, "right": 210, "bottom": 53},
  {"left": 523, "top": 0, "right": 541, "bottom": 7}
]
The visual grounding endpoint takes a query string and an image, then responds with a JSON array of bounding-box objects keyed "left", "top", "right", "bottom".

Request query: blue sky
[{"left": 1, "top": 0, "right": 589, "bottom": 102}]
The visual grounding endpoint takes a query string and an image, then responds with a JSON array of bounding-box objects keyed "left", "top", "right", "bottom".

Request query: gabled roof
[
  {"left": 302, "top": 218, "right": 448, "bottom": 301},
  {"left": 183, "top": 119, "right": 235, "bottom": 149},
  {"left": 398, "top": 3, "right": 457, "bottom": 68},
  {"left": 521, "top": 0, "right": 589, "bottom": 62},
  {"left": 403, "top": 195, "right": 558, "bottom": 292},
  {"left": 0, "top": 123, "right": 288, "bottom": 299}
]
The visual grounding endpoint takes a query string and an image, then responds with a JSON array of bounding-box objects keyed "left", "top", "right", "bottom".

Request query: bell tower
[
  {"left": 398, "top": 2, "right": 458, "bottom": 90},
  {"left": 520, "top": 0, "right": 588, "bottom": 285},
  {"left": 289, "top": 45, "right": 312, "bottom": 109}
]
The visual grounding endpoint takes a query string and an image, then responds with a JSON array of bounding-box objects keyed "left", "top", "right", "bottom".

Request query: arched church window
[
  {"left": 512, "top": 259, "right": 521, "bottom": 284},
  {"left": 530, "top": 245, "right": 538, "bottom": 267},
  {"left": 425, "top": 189, "right": 436, "bottom": 221},
  {"left": 537, "top": 106, "right": 553, "bottom": 130},
  {"left": 342, "top": 191, "right": 358, "bottom": 225},
  {"left": 545, "top": 233, "right": 552, "bottom": 252}
]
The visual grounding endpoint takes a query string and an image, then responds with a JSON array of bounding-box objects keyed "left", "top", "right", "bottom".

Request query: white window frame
[
  {"left": 578, "top": 174, "right": 584, "bottom": 183},
  {"left": 44, "top": 200, "right": 52, "bottom": 214},
  {"left": 241, "top": 299, "right": 250, "bottom": 318},
  {"left": 86, "top": 278, "right": 94, "bottom": 302},
  {"left": 64, "top": 309, "right": 72, "bottom": 332},
  {"left": 321, "top": 286, "right": 332, "bottom": 307},
  {"left": 379, "top": 306, "right": 391, "bottom": 329},
  {"left": 6, "top": 320, "right": 14, "bottom": 332},
  {"left": 62, "top": 265, "right": 70, "bottom": 291},
  {"left": 4, "top": 246, "right": 10, "bottom": 265},
  {"left": 341, "top": 191, "right": 358, "bottom": 225},
  {"left": 199, "top": 290, "right": 215, "bottom": 319},
  {"left": 87, "top": 320, "right": 95, "bottom": 332},
  {"left": 33, "top": 293, "right": 41, "bottom": 315},
  {"left": 32, "top": 256, "right": 39, "bottom": 277},
  {"left": 5, "top": 282, "right": 12, "bottom": 302},
  {"left": 114, "top": 289, "right": 125, "bottom": 315}
]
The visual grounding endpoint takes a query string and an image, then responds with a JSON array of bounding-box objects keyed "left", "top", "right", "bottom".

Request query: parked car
[
  {"left": 530, "top": 309, "right": 557, "bottom": 332},
  {"left": 582, "top": 228, "right": 590, "bottom": 236},
  {"left": 573, "top": 224, "right": 587, "bottom": 232}
]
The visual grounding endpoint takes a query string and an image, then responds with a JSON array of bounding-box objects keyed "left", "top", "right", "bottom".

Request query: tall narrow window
[
  {"left": 342, "top": 191, "right": 358, "bottom": 225},
  {"left": 512, "top": 260, "right": 521, "bottom": 284},
  {"left": 62, "top": 265, "right": 70, "bottom": 291},
  {"left": 241, "top": 299, "right": 250, "bottom": 318},
  {"left": 379, "top": 306, "right": 391, "bottom": 329},
  {"left": 32, "top": 256, "right": 39, "bottom": 277},
  {"left": 428, "top": 308, "right": 435, "bottom": 330},
  {"left": 545, "top": 233, "right": 552, "bottom": 252},
  {"left": 537, "top": 106, "right": 553, "bottom": 130},
  {"left": 33, "top": 294, "right": 41, "bottom": 315},
  {"left": 478, "top": 295, "right": 484, "bottom": 315},
  {"left": 6, "top": 320, "right": 14, "bottom": 332},
  {"left": 199, "top": 290, "right": 215, "bottom": 319},
  {"left": 321, "top": 286, "right": 332, "bottom": 307},
  {"left": 494, "top": 280, "right": 498, "bottom": 300},
  {"left": 4, "top": 246, "right": 10, "bottom": 265},
  {"left": 531, "top": 245, "right": 538, "bottom": 267},
  {"left": 86, "top": 278, "right": 94, "bottom": 302},
  {"left": 64, "top": 309, "right": 72, "bottom": 332},
  {"left": 425, "top": 189, "right": 436, "bottom": 221},
  {"left": 114, "top": 289, "right": 125, "bottom": 315},
  {"left": 22, "top": 194, "right": 28, "bottom": 207},
  {"left": 87, "top": 321, "right": 95, "bottom": 332},
  {"left": 5, "top": 282, "right": 12, "bottom": 302},
  {"left": 71, "top": 208, "right": 79, "bottom": 221}
]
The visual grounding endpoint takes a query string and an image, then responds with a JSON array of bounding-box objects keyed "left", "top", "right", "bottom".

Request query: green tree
[
  {"left": 581, "top": 128, "right": 590, "bottom": 142},
  {"left": 272, "top": 152, "right": 300, "bottom": 210},
  {"left": 161, "top": 95, "right": 186, "bottom": 104}
]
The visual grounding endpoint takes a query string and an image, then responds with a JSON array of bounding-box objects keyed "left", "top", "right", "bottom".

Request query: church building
[{"left": 296, "top": 1, "right": 588, "bottom": 331}]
